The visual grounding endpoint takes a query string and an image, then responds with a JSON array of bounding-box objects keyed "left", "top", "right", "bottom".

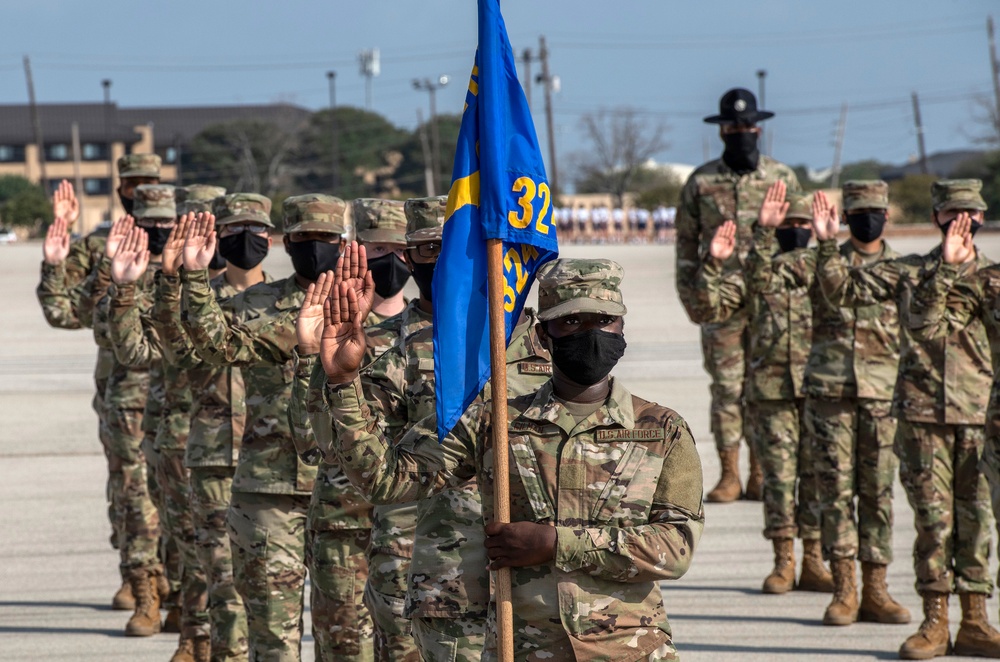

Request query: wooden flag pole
[{"left": 486, "top": 238, "right": 515, "bottom": 662}]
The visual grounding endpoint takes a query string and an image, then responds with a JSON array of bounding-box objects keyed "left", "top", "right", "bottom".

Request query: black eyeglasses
[
  {"left": 406, "top": 242, "right": 441, "bottom": 259},
  {"left": 220, "top": 223, "right": 270, "bottom": 235},
  {"left": 135, "top": 218, "right": 176, "bottom": 229}
]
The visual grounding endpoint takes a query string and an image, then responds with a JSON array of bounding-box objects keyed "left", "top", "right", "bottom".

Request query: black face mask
[
  {"left": 368, "top": 253, "right": 410, "bottom": 298},
  {"left": 722, "top": 131, "right": 760, "bottom": 174},
  {"left": 119, "top": 193, "right": 134, "bottom": 216},
  {"left": 219, "top": 233, "right": 269, "bottom": 270},
  {"left": 938, "top": 217, "right": 983, "bottom": 238},
  {"left": 775, "top": 227, "right": 811, "bottom": 253},
  {"left": 549, "top": 329, "right": 627, "bottom": 386},
  {"left": 143, "top": 226, "right": 172, "bottom": 256},
  {"left": 846, "top": 211, "right": 886, "bottom": 243},
  {"left": 288, "top": 240, "right": 341, "bottom": 281},
  {"left": 208, "top": 250, "right": 227, "bottom": 271},
  {"left": 410, "top": 262, "right": 436, "bottom": 301}
]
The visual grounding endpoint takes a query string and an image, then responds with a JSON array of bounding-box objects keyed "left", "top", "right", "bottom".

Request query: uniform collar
[
  {"left": 519, "top": 377, "right": 635, "bottom": 436},
  {"left": 714, "top": 154, "right": 770, "bottom": 181},
  {"left": 507, "top": 307, "right": 550, "bottom": 365}
]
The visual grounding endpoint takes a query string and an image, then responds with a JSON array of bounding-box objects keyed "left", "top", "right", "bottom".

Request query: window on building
[
  {"left": 46, "top": 144, "right": 70, "bottom": 161},
  {"left": 83, "top": 178, "right": 111, "bottom": 195},
  {"left": 0, "top": 145, "right": 25, "bottom": 162},
  {"left": 82, "top": 143, "right": 109, "bottom": 161}
]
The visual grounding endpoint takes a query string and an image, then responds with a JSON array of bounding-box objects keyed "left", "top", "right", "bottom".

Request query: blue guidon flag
[{"left": 432, "top": 0, "right": 558, "bottom": 441}]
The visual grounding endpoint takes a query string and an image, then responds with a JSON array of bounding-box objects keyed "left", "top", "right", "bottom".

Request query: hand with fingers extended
[
  {"left": 105, "top": 215, "right": 136, "bottom": 259},
  {"left": 709, "top": 220, "right": 737, "bottom": 262},
  {"left": 182, "top": 213, "right": 217, "bottom": 272},
  {"left": 320, "top": 282, "right": 369, "bottom": 384},
  {"left": 335, "top": 242, "right": 376, "bottom": 322},
  {"left": 296, "top": 270, "right": 336, "bottom": 356},
  {"left": 484, "top": 521, "right": 557, "bottom": 570},
  {"left": 111, "top": 227, "right": 150, "bottom": 285},
  {"left": 942, "top": 212, "right": 976, "bottom": 265},
  {"left": 161, "top": 212, "right": 196, "bottom": 277},
  {"left": 758, "top": 180, "right": 789, "bottom": 229},
  {"left": 811, "top": 190, "right": 840, "bottom": 241},
  {"left": 43, "top": 217, "right": 72, "bottom": 265},
  {"left": 52, "top": 180, "right": 80, "bottom": 225}
]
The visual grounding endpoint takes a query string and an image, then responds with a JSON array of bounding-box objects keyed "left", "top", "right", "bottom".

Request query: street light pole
[
  {"left": 756, "top": 69, "right": 767, "bottom": 156},
  {"left": 327, "top": 71, "right": 339, "bottom": 192},
  {"left": 413, "top": 76, "right": 450, "bottom": 195},
  {"left": 103, "top": 79, "right": 114, "bottom": 222}
]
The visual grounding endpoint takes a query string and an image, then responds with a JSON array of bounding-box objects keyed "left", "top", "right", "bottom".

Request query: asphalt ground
[{"left": 4, "top": 234, "right": 1000, "bottom": 661}]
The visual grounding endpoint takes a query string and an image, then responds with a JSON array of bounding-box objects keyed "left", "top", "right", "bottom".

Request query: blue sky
[{"left": 2, "top": 0, "right": 997, "bottom": 180}]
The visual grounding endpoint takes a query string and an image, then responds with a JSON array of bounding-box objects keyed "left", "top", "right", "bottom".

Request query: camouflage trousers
[
  {"left": 307, "top": 528, "right": 374, "bottom": 661},
  {"left": 980, "top": 440, "right": 1000, "bottom": 607},
  {"left": 364, "top": 562, "right": 420, "bottom": 662},
  {"left": 749, "top": 399, "right": 821, "bottom": 541},
  {"left": 157, "top": 449, "right": 210, "bottom": 639},
  {"left": 145, "top": 439, "right": 181, "bottom": 601},
  {"left": 411, "top": 615, "right": 485, "bottom": 662},
  {"left": 898, "top": 420, "right": 993, "bottom": 595},
  {"left": 806, "top": 397, "right": 897, "bottom": 563},
  {"left": 700, "top": 313, "right": 748, "bottom": 452},
  {"left": 227, "top": 491, "right": 309, "bottom": 662},
  {"left": 190, "top": 466, "right": 248, "bottom": 662},
  {"left": 105, "top": 407, "right": 160, "bottom": 572}
]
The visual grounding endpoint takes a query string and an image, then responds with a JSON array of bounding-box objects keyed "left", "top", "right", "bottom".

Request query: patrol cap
[
  {"left": 177, "top": 185, "right": 226, "bottom": 216},
  {"left": 283, "top": 194, "right": 347, "bottom": 235},
  {"left": 842, "top": 180, "right": 889, "bottom": 212},
  {"left": 132, "top": 184, "right": 176, "bottom": 219},
  {"left": 117, "top": 153, "right": 162, "bottom": 179},
  {"left": 536, "top": 258, "right": 628, "bottom": 322},
  {"left": 404, "top": 196, "right": 447, "bottom": 242},
  {"left": 213, "top": 193, "right": 273, "bottom": 227},
  {"left": 353, "top": 198, "right": 407, "bottom": 244},
  {"left": 785, "top": 193, "right": 813, "bottom": 222},
  {"left": 931, "top": 179, "right": 988, "bottom": 212}
]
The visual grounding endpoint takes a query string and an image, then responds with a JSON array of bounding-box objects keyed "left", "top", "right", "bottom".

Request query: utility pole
[
  {"left": 358, "top": 49, "right": 380, "bottom": 110},
  {"left": 831, "top": 103, "right": 849, "bottom": 190},
  {"left": 538, "top": 36, "right": 559, "bottom": 196},
  {"left": 521, "top": 49, "right": 533, "bottom": 111},
  {"left": 756, "top": 69, "right": 767, "bottom": 156},
  {"left": 71, "top": 121, "right": 84, "bottom": 227},
  {"left": 23, "top": 56, "right": 47, "bottom": 189},
  {"left": 416, "top": 109, "right": 436, "bottom": 197},
  {"left": 413, "top": 76, "right": 450, "bottom": 195},
  {"left": 103, "top": 79, "right": 114, "bottom": 222},
  {"left": 911, "top": 91, "right": 929, "bottom": 175},
  {"left": 988, "top": 16, "right": 1000, "bottom": 139},
  {"left": 327, "top": 71, "right": 339, "bottom": 192}
]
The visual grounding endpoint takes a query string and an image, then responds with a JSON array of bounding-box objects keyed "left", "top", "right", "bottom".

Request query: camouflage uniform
[
  {"left": 181, "top": 194, "right": 345, "bottom": 662},
  {"left": 816, "top": 181, "right": 994, "bottom": 597},
  {"left": 676, "top": 155, "right": 800, "bottom": 459},
  {"left": 327, "top": 258, "right": 704, "bottom": 661},
  {"left": 693, "top": 216, "right": 820, "bottom": 543}
]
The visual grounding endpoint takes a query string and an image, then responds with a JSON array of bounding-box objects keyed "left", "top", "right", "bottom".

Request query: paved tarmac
[{"left": 3, "top": 235, "right": 1000, "bottom": 660}]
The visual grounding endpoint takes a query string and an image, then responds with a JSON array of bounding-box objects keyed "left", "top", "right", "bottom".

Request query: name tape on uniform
[
  {"left": 596, "top": 428, "right": 666, "bottom": 442},
  {"left": 518, "top": 363, "right": 552, "bottom": 375}
]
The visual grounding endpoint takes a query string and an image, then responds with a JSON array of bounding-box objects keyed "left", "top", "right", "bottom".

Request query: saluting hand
[
  {"left": 43, "top": 216, "right": 71, "bottom": 266},
  {"left": 942, "top": 212, "right": 975, "bottom": 265},
  {"left": 161, "top": 212, "right": 195, "bottom": 277},
  {"left": 484, "top": 521, "right": 557, "bottom": 570},
  {"left": 182, "top": 213, "right": 217, "bottom": 272},
  {"left": 811, "top": 191, "right": 840, "bottom": 241},
  {"left": 111, "top": 227, "right": 150, "bottom": 285},
  {"left": 52, "top": 180, "right": 80, "bottom": 225},
  {"left": 709, "top": 220, "right": 737, "bottom": 262},
  {"left": 105, "top": 215, "right": 135, "bottom": 259},
  {"left": 320, "top": 282, "right": 368, "bottom": 384},
  {"left": 296, "top": 270, "right": 336, "bottom": 356},
  {"left": 757, "top": 180, "right": 789, "bottom": 229}
]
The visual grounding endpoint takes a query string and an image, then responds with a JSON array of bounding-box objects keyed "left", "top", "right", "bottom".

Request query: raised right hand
[
  {"left": 757, "top": 180, "right": 789, "bottom": 228},
  {"left": 43, "top": 217, "right": 71, "bottom": 265},
  {"left": 320, "top": 282, "right": 368, "bottom": 384},
  {"left": 52, "top": 180, "right": 80, "bottom": 225},
  {"left": 296, "top": 270, "right": 336, "bottom": 355},
  {"left": 709, "top": 220, "right": 736, "bottom": 262},
  {"left": 161, "top": 212, "right": 194, "bottom": 277},
  {"left": 942, "top": 212, "right": 975, "bottom": 265},
  {"left": 810, "top": 191, "right": 840, "bottom": 241},
  {"left": 335, "top": 242, "right": 376, "bottom": 322},
  {"left": 105, "top": 215, "right": 135, "bottom": 258},
  {"left": 182, "top": 213, "right": 217, "bottom": 271},
  {"left": 111, "top": 227, "right": 150, "bottom": 285}
]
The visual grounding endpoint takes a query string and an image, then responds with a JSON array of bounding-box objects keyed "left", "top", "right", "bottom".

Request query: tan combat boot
[
  {"left": 193, "top": 636, "right": 211, "bottom": 662},
  {"left": 124, "top": 568, "right": 162, "bottom": 636},
  {"left": 763, "top": 538, "right": 796, "bottom": 594},
  {"left": 954, "top": 592, "right": 1000, "bottom": 658},
  {"left": 170, "top": 637, "right": 195, "bottom": 662},
  {"left": 163, "top": 604, "right": 182, "bottom": 634},
  {"left": 899, "top": 592, "right": 950, "bottom": 660},
  {"left": 744, "top": 446, "right": 763, "bottom": 501},
  {"left": 823, "top": 558, "right": 859, "bottom": 626},
  {"left": 706, "top": 448, "right": 742, "bottom": 503},
  {"left": 859, "top": 562, "right": 911, "bottom": 624},
  {"left": 112, "top": 578, "right": 135, "bottom": 610},
  {"left": 798, "top": 539, "right": 834, "bottom": 593}
]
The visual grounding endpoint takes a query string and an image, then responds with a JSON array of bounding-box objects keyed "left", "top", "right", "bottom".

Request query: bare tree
[
  {"left": 965, "top": 94, "right": 1000, "bottom": 147},
  {"left": 572, "top": 107, "right": 669, "bottom": 207}
]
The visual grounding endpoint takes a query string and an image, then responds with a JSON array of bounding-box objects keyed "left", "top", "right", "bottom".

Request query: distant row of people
[{"left": 553, "top": 205, "right": 675, "bottom": 243}]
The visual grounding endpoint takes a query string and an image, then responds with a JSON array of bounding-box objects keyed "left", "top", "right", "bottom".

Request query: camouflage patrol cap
[
  {"left": 536, "top": 258, "right": 628, "bottom": 322},
  {"left": 132, "top": 184, "right": 176, "bottom": 219},
  {"left": 117, "top": 153, "right": 162, "bottom": 179},
  {"left": 282, "top": 194, "right": 347, "bottom": 235},
  {"left": 353, "top": 198, "right": 408, "bottom": 244},
  {"left": 931, "top": 179, "right": 988, "bottom": 212},
  {"left": 213, "top": 193, "right": 273, "bottom": 227},
  {"left": 404, "top": 196, "right": 447, "bottom": 242},
  {"left": 785, "top": 193, "right": 813, "bottom": 222},
  {"left": 177, "top": 185, "right": 226, "bottom": 216},
  {"left": 842, "top": 180, "right": 889, "bottom": 212}
]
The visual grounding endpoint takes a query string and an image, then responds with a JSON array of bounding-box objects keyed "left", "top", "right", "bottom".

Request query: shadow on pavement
[
  {"left": 0, "top": 625, "right": 124, "bottom": 637},
  {"left": 678, "top": 642, "right": 898, "bottom": 659},
  {"left": 0, "top": 600, "right": 112, "bottom": 612},
  {"left": 670, "top": 612, "right": 822, "bottom": 627},
  {"left": 666, "top": 584, "right": 763, "bottom": 596}
]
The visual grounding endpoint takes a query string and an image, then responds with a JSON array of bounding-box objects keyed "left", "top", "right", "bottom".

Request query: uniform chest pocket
[
  {"left": 509, "top": 434, "right": 557, "bottom": 522},
  {"left": 587, "top": 440, "right": 661, "bottom": 526}
]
